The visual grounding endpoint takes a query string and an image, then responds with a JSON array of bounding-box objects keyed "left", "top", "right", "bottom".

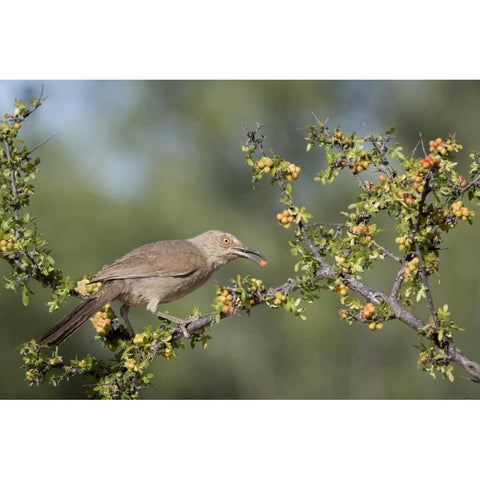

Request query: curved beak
[{"left": 233, "top": 246, "right": 266, "bottom": 265}]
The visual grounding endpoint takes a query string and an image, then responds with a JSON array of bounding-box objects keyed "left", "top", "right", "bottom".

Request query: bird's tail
[{"left": 38, "top": 283, "right": 120, "bottom": 347}]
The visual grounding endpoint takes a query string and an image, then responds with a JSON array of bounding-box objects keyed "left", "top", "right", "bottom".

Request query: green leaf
[{"left": 22, "top": 285, "right": 29, "bottom": 306}]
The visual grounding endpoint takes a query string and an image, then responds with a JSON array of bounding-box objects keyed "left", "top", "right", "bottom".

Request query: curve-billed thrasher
[{"left": 38, "top": 230, "right": 266, "bottom": 347}]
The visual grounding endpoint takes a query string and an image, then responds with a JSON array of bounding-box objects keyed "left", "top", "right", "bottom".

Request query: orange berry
[
  {"left": 259, "top": 259, "right": 268, "bottom": 268},
  {"left": 362, "top": 302, "right": 375, "bottom": 320},
  {"left": 222, "top": 305, "right": 232, "bottom": 315}
]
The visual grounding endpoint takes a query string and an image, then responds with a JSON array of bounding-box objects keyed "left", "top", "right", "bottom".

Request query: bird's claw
[
  {"left": 179, "top": 321, "right": 190, "bottom": 338},
  {"left": 154, "top": 311, "right": 193, "bottom": 338}
]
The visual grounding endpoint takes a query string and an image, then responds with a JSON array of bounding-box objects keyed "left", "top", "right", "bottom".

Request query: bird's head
[{"left": 189, "top": 230, "right": 267, "bottom": 270}]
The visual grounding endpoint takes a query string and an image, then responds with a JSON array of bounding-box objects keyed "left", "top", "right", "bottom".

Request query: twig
[
  {"left": 418, "top": 132, "right": 428, "bottom": 157},
  {"left": 372, "top": 240, "right": 402, "bottom": 263},
  {"left": 169, "top": 277, "right": 299, "bottom": 343},
  {"left": 455, "top": 173, "right": 480, "bottom": 200},
  {"left": 390, "top": 262, "right": 407, "bottom": 299},
  {"left": 408, "top": 170, "right": 439, "bottom": 325},
  {"left": 26, "top": 132, "right": 56, "bottom": 157},
  {"left": 20, "top": 85, "right": 45, "bottom": 120},
  {"left": 3, "top": 140, "right": 20, "bottom": 223}
]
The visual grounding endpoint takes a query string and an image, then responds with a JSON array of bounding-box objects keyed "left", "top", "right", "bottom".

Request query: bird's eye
[{"left": 222, "top": 236, "right": 231, "bottom": 246}]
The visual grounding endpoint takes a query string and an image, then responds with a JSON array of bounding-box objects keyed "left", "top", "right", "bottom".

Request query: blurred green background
[{"left": 1, "top": 80, "right": 480, "bottom": 399}]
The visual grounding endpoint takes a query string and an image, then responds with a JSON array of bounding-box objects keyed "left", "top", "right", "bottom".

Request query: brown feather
[
  {"left": 38, "top": 283, "right": 121, "bottom": 347},
  {"left": 92, "top": 240, "right": 207, "bottom": 282}
]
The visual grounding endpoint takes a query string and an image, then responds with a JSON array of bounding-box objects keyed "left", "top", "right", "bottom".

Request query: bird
[{"left": 38, "top": 230, "right": 267, "bottom": 347}]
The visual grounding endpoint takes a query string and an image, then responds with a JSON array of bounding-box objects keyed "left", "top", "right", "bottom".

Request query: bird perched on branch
[{"left": 39, "top": 230, "right": 267, "bottom": 347}]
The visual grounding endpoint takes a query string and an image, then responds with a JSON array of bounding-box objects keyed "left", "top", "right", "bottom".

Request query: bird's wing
[{"left": 91, "top": 240, "right": 205, "bottom": 282}]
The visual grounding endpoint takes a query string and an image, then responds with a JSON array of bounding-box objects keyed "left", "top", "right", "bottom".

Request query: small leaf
[{"left": 22, "top": 286, "right": 29, "bottom": 306}]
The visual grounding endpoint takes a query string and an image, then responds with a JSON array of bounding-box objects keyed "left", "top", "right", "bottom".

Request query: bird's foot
[{"left": 155, "top": 311, "right": 192, "bottom": 338}]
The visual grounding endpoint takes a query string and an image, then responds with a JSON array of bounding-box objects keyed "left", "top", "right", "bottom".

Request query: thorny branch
[
  {"left": 240, "top": 127, "right": 480, "bottom": 383},
  {"left": 168, "top": 277, "right": 298, "bottom": 343},
  {"left": 9, "top": 105, "right": 480, "bottom": 396}
]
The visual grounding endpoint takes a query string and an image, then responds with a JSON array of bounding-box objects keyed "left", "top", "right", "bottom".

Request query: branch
[
  {"left": 390, "top": 262, "right": 407, "bottom": 299},
  {"left": 162, "top": 240, "right": 480, "bottom": 383},
  {"left": 295, "top": 220, "right": 480, "bottom": 382},
  {"left": 455, "top": 173, "right": 480, "bottom": 200},
  {"left": 408, "top": 170, "right": 439, "bottom": 326},
  {"left": 2, "top": 139, "right": 20, "bottom": 224},
  {"left": 372, "top": 240, "right": 402, "bottom": 263},
  {"left": 242, "top": 125, "right": 480, "bottom": 383},
  {"left": 169, "top": 277, "right": 298, "bottom": 343}
]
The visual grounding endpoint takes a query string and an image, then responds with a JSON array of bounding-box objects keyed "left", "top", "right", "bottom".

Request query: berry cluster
[
  {"left": 124, "top": 358, "right": 139, "bottom": 372},
  {"left": 75, "top": 278, "right": 101, "bottom": 296},
  {"left": 451, "top": 200, "right": 471, "bottom": 220},
  {"left": 429, "top": 137, "right": 454, "bottom": 155},
  {"left": 335, "top": 255, "right": 351, "bottom": 274},
  {"left": 248, "top": 277, "right": 265, "bottom": 293},
  {"left": 419, "top": 154, "right": 438, "bottom": 171},
  {"left": 403, "top": 257, "right": 420, "bottom": 279},
  {"left": 0, "top": 235, "right": 15, "bottom": 255},
  {"left": 254, "top": 156, "right": 301, "bottom": 181},
  {"left": 457, "top": 175, "right": 467, "bottom": 189},
  {"left": 25, "top": 369, "right": 38, "bottom": 382},
  {"left": 394, "top": 236, "right": 412, "bottom": 251},
  {"left": 333, "top": 128, "right": 344, "bottom": 145},
  {"left": 350, "top": 224, "right": 374, "bottom": 245},
  {"left": 216, "top": 288, "right": 234, "bottom": 314},
  {"left": 283, "top": 161, "right": 301, "bottom": 181},
  {"left": 256, "top": 156, "right": 273, "bottom": 173},
  {"left": 412, "top": 175, "right": 424, "bottom": 193},
  {"left": 133, "top": 333, "right": 146, "bottom": 344},
  {"left": 362, "top": 303, "right": 383, "bottom": 330},
  {"left": 277, "top": 209, "right": 295, "bottom": 229},
  {"left": 272, "top": 292, "right": 287, "bottom": 306},
  {"left": 362, "top": 302, "right": 375, "bottom": 320},
  {"left": 334, "top": 283, "right": 350, "bottom": 297},
  {"left": 349, "top": 155, "right": 370, "bottom": 174},
  {"left": 90, "top": 304, "right": 115, "bottom": 335}
]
